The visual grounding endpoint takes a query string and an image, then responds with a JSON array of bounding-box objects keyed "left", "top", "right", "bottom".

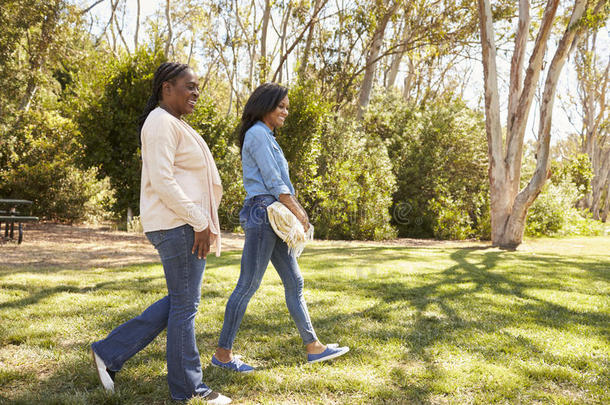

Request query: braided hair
[
  {"left": 138, "top": 62, "right": 190, "bottom": 133},
  {"left": 238, "top": 82, "right": 288, "bottom": 154}
]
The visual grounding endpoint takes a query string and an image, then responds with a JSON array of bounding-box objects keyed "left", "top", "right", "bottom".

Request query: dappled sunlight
[{"left": 0, "top": 233, "right": 608, "bottom": 403}]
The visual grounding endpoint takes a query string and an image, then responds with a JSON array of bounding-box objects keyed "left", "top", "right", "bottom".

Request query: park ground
[{"left": 0, "top": 224, "right": 608, "bottom": 404}]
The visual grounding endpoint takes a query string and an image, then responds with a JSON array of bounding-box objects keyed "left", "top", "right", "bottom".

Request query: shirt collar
[{"left": 255, "top": 120, "right": 275, "bottom": 135}]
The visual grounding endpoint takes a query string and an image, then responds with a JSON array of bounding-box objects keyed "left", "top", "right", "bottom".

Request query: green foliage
[
  {"left": 77, "top": 48, "right": 166, "bottom": 219},
  {"left": 0, "top": 110, "right": 113, "bottom": 222},
  {"left": 552, "top": 153, "right": 593, "bottom": 200},
  {"left": 428, "top": 193, "right": 474, "bottom": 240},
  {"left": 526, "top": 175, "right": 605, "bottom": 237},
  {"left": 365, "top": 92, "right": 489, "bottom": 239},
  {"left": 277, "top": 80, "right": 330, "bottom": 211},
  {"left": 186, "top": 98, "right": 243, "bottom": 230},
  {"left": 313, "top": 117, "right": 397, "bottom": 240}
]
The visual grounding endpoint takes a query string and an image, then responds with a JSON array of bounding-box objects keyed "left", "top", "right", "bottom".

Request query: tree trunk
[
  {"left": 134, "top": 0, "right": 140, "bottom": 50},
  {"left": 386, "top": 18, "right": 410, "bottom": 89},
  {"left": 590, "top": 151, "right": 610, "bottom": 219},
  {"left": 478, "top": 0, "right": 510, "bottom": 245},
  {"left": 248, "top": 0, "right": 257, "bottom": 90},
  {"left": 272, "top": 2, "right": 326, "bottom": 82},
  {"left": 278, "top": 3, "right": 293, "bottom": 83},
  {"left": 357, "top": 2, "right": 398, "bottom": 119},
  {"left": 577, "top": 32, "right": 609, "bottom": 217},
  {"left": 164, "top": 0, "right": 172, "bottom": 57},
  {"left": 18, "top": 3, "right": 61, "bottom": 111},
  {"left": 403, "top": 56, "right": 415, "bottom": 101},
  {"left": 113, "top": 3, "right": 130, "bottom": 54},
  {"left": 601, "top": 176, "right": 610, "bottom": 222},
  {"left": 298, "top": 0, "right": 324, "bottom": 79},
  {"left": 478, "top": 0, "right": 590, "bottom": 248},
  {"left": 259, "top": 0, "right": 271, "bottom": 83},
  {"left": 127, "top": 207, "right": 133, "bottom": 230}
]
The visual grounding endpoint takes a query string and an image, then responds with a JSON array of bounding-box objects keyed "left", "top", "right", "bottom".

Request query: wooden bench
[{"left": 0, "top": 199, "right": 39, "bottom": 244}]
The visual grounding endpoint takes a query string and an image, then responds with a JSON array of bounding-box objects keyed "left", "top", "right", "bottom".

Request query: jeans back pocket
[{"left": 146, "top": 229, "right": 166, "bottom": 248}]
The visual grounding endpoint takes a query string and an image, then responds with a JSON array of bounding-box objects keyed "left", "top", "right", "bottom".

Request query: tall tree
[
  {"left": 356, "top": 1, "right": 399, "bottom": 119},
  {"left": 575, "top": 32, "right": 609, "bottom": 220},
  {"left": 259, "top": 0, "right": 272, "bottom": 82},
  {"left": 477, "top": 0, "right": 606, "bottom": 248},
  {"left": 298, "top": 0, "right": 325, "bottom": 78},
  {"left": 164, "top": 0, "right": 173, "bottom": 57},
  {"left": 134, "top": 0, "right": 141, "bottom": 50}
]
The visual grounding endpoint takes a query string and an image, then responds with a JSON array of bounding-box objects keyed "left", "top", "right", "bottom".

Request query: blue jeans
[
  {"left": 91, "top": 224, "right": 211, "bottom": 401},
  {"left": 218, "top": 195, "right": 318, "bottom": 349}
]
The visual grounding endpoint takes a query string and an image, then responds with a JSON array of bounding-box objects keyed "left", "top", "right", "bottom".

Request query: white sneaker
[
  {"left": 91, "top": 347, "right": 115, "bottom": 392},
  {"left": 202, "top": 391, "right": 232, "bottom": 404}
]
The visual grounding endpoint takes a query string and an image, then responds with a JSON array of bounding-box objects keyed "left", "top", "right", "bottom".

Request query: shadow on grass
[
  {"left": 2, "top": 342, "right": 172, "bottom": 405},
  {"left": 1, "top": 245, "right": 608, "bottom": 403},
  {"left": 302, "top": 247, "right": 609, "bottom": 402}
]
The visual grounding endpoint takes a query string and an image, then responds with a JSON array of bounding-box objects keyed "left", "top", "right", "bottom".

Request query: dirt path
[
  {"left": 0, "top": 223, "right": 489, "bottom": 270},
  {"left": 0, "top": 223, "right": 245, "bottom": 270}
]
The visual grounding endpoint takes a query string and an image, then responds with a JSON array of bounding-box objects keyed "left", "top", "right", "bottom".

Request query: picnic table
[{"left": 0, "top": 199, "right": 39, "bottom": 244}]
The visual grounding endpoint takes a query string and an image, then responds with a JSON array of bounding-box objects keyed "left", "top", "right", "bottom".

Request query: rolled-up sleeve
[
  {"left": 141, "top": 118, "right": 209, "bottom": 232},
  {"left": 244, "top": 127, "right": 292, "bottom": 199}
]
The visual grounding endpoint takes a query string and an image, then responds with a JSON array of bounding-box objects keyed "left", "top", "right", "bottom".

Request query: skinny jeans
[{"left": 218, "top": 194, "right": 317, "bottom": 349}]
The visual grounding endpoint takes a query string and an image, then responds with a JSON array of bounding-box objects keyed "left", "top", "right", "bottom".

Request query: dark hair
[
  {"left": 238, "top": 82, "right": 288, "bottom": 154},
  {"left": 138, "top": 62, "right": 190, "bottom": 133}
]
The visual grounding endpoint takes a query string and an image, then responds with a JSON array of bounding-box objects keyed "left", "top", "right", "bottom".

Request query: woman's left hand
[{"left": 192, "top": 227, "right": 211, "bottom": 259}]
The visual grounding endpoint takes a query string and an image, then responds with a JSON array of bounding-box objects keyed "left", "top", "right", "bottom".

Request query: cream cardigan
[{"left": 140, "top": 107, "right": 223, "bottom": 256}]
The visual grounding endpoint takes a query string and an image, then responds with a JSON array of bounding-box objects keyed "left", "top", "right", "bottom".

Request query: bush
[
  {"left": 0, "top": 110, "right": 113, "bottom": 222},
  {"left": 186, "top": 98, "right": 243, "bottom": 230},
  {"left": 428, "top": 192, "right": 473, "bottom": 240},
  {"left": 276, "top": 80, "right": 331, "bottom": 211},
  {"left": 77, "top": 48, "right": 166, "bottom": 220},
  {"left": 553, "top": 153, "right": 593, "bottom": 200},
  {"left": 364, "top": 93, "right": 489, "bottom": 239},
  {"left": 313, "top": 117, "right": 397, "bottom": 240},
  {"left": 526, "top": 176, "right": 605, "bottom": 237}
]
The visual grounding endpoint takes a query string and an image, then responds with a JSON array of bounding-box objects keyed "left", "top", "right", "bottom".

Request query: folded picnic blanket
[{"left": 266, "top": 201, "right": 314, "bottom": 258}]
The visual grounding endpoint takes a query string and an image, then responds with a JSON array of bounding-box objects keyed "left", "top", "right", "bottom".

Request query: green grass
[{"left": 1, "top": 236, "right": 609, "bottom": 404}]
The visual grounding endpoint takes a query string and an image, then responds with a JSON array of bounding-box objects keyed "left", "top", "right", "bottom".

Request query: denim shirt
[{"left": 242, "top": 121, "right": 295, "bottom": 200}]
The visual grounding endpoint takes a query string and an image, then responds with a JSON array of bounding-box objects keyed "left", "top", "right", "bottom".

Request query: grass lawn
[{"left": 1, "top": 236, "right": 609, "bottom": 404}]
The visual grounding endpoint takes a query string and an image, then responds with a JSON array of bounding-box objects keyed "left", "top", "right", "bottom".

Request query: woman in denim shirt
[{"left": 211, "top": 83, "right": 349, "bottom": 372}]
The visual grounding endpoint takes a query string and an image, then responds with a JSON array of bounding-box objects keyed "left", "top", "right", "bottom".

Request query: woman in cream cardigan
[
  {"left": 90, "top": 63, "right": 230, "bottom": 404},
  {"left": 211, "top": 83, "right": 349, "bottom": 372}
]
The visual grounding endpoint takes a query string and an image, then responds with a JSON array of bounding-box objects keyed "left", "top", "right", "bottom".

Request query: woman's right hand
[
  {"left": 279, "top": 194, "right": 310, "bottom": 231},
  {"left": 192, "top": 227, "right": 211, "bottom": 259}
]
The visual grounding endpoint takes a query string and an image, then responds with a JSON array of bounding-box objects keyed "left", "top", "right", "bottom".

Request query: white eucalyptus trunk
[
  {"left": 164, "top": 0, "right": 172, "bottom": 57},
  {"left": 259, "top": 0, "right": 271, "bottom": 82},
  {"left": 478, "top": 0, "right": 589, "bottom": 248},
  {"left": 357, "top": 3, "right": 398, "bottom": 119}
]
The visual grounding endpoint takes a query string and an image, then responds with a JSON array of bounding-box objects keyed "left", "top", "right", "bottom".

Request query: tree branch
[
  {"left": 507, "top": 0, "right": 530, "bottom": 137},
  {"left": 506, "top": 0, "right": 560, "bottom": 166},
  {"left": 81, "top": 0, "right": 106, "bottom": 15},
  {"left": 518, "top": 0, "right": 589, "bottom": 207},
  {"left": 477, "top": 0, "right": 504, "bottom": 172},
  {"left": 164, "top": 0, "right": 173, "bottom": 57},
  {"left": 271, "top": 1, "right": 327, "bottom": 82}
]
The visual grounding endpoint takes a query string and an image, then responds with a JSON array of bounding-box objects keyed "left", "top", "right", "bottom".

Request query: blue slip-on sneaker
[
  {"left": 307, "top": 345, "right": 350, "bottom": 364},
  {"left": 211, "top": 355, "right": 255, "bottom": 373}
]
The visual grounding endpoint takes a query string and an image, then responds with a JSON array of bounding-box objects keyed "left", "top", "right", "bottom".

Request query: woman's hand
[
  {"left": 192, "top": 227, "right": 211, "bottom": 259},
  {"left": 279, "top": 194, "right": 310, "bottom": 231}
]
